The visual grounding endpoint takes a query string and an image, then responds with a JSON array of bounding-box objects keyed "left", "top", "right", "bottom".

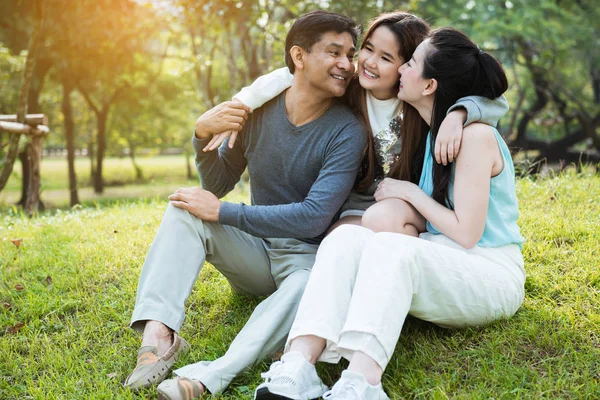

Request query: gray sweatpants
[{"left": 130, "top": 203, "right": 318, "bottom": 393}]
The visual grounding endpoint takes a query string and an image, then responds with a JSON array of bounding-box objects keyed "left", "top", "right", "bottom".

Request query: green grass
[
  {"left": 4, "top": 154, "right": 195, "bottom": 191},
  {"left": 0, "top": 155, "right": 201, "bottom": 208},
  {"left": 1, "top": 171, "right": 599, "bottom": 399}
]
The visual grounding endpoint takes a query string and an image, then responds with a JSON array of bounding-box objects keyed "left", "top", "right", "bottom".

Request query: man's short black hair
[{"left": 285, "top": 10, "right": 359, "bottom": 74}]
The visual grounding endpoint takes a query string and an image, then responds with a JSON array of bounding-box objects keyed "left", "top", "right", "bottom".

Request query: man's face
[{"left": 301, "top": 31, "right": 356, "bottom": 98}]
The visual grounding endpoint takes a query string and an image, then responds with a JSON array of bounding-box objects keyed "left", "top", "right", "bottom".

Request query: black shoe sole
[{"left": 254, "top": 387, "right": 319, "bottom": 400}]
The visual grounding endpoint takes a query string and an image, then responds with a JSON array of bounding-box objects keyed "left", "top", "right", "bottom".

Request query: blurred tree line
[{"left": 0, "top": 0, "right": 598, "bottom": 206}]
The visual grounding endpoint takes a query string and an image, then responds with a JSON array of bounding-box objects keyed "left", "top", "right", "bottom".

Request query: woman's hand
[
  {"left": 435, "top": 109, "right": 466, "bottom": 165},
  {"left": 374, "top": 178, "right": 421, "bottom": 203}
]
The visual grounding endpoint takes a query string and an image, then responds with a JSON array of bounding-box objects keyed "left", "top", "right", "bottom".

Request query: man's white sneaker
[
  {"left": 254, "top": 351, "right": 328, "bottom": 400},
  {"left": 322, "top": 370, "right": 390, "bottom": 400}
]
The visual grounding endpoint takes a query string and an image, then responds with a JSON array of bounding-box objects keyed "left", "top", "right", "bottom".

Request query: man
[{"left": 124, "top": 10, "right": 366, "bottom": 399}]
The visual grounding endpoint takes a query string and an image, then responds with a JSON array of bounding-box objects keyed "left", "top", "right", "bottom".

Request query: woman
[
  {"left": 209, "top": 12, "right": 508, "bottom": 237},
  {"left": 254, "top": 27, "right": 525, "bottom": 400}
]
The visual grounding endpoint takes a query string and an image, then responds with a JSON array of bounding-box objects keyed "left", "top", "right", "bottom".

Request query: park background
[{"left": 1, "top": 0, "right": 599, "bottom": 398}]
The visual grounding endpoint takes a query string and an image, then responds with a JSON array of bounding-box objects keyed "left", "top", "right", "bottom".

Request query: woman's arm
[{"left": 374, "top": 123, "right": 503, "bottom": 248}]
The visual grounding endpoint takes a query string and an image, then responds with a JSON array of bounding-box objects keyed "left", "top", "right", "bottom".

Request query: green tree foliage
[
  {"left": 0, "top": 48, "right": 24, "bottom": 114},
  {"left": 66, "top": 0, "right": 168, "bottom": 193},
  {"left": 1, "top": 0, "right": 170, "bottom": 199},
  {"left": 1, "top": 0, "right": 598, "bottom": 204},
  {"left": 0, "top": 48, "right": 25, "bottom": 173},
  {"left": 413, "top": 0, "right": 599, "bottom": 165},
  {"left": 107, "top": 74, "right": 197, "bottom": 181}
]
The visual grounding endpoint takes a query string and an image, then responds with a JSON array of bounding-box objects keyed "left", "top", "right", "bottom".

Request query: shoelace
[{"left": 322, "top": 380, "right": 360, "bottom": 399}]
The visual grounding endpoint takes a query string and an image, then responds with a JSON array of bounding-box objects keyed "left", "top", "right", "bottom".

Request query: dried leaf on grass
[
  {"left": 10, "top": 239, "right": 23, "bottom": 248},
  {"left": 14, "top": 284, "right": 24, "bottom": 291},
  {"left": 6, "top": 323, "right": 24, "bottom": 334}
]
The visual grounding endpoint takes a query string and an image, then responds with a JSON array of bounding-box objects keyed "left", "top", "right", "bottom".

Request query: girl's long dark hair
[
  {"left": 396, "top": 27, "right": 508, "bottom": 206},
  {"left": 349, "top": 12, "right": 430, "bottom": 192}
]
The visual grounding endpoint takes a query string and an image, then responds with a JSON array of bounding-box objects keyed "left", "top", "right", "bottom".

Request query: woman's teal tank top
[{"left": 418, "top": 127, "right": 524, "bottom": 248}]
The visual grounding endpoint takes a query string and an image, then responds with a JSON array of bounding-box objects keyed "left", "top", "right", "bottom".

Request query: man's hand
[
  {"left": 195, "top": 101, "right": 252, "bottom": 141},
  {"left": 168, "top": 187, "right": 221, "bottom": 222},
  {"left": 435, "top": 109, "right": 467, "bottom": 165}
]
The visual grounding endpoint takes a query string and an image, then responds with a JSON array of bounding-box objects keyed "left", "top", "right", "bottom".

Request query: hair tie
[{"left": 476, "top": 45, "right": 484, "bottom": 55}]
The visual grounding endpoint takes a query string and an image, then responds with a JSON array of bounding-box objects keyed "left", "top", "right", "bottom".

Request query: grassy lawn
[
  {"left": 0, "top": 170, "right": 599, "bottom": 399},
  {"left": 0, "top": 155, "right": 201, "bottom": 208}
]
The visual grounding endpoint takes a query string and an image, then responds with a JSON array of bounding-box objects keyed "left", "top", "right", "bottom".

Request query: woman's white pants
[{"left": 285, "top": 225, "right": 525, "bottom": 370}]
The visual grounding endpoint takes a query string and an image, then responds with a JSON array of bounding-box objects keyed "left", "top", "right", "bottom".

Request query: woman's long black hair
[{"left": 397, "top": 27, "right": 508, "bottom": 206}]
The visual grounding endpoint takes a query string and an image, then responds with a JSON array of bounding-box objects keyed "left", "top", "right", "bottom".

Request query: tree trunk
[
  {"left": 62, "top": 80, "right": 80, "bottom": 206},
  {"left": 511, "top": 41, "right": 549, "bottom": 151},
  {"left": 17, "top": 60, "right": 49, "bottom": 205},
  {"left": 88, "top": 139, "right": 95, "bottom": 184},
  {"left": 592, "top": 66, "right": 599, "bottom": 105},
  {"left": 0, "top": 128, "right": 22, "bottom": 192},
  {"left": 129, "top": 144, "right": 143, "bottom": 181},
  {"left": 241, "top": 24, "right": 260, "bottom": 81},
  {"left": 25, "top": 57, "right": 51, "bottom": 114},
  {"left": 15, "top": 141, "right": 45, "bottom": 211},
  {"left": 24, "top": 135, "right": 43, "bottom": 213},
  {"left": 93, "top": 109, "right": 108, "bottom": 193},
  {"left": 17, "top": 149, "right": 30, "bottom": 207},
  {"left": 185, "top": 149, "right": 194, "bottom": 180},
  {"left": 187, "top": 23, "right": 217, "bottom": 109},
  {"left": 512, "top": 90, "right": 548, "bottom": 151},
  {"left": 78, "top": 83, "right": 128, "bottom": 194},
  {"left": 507, "top": 52, "right": 526, "bottom": 140},
  {"left": 0, "top": 0, "right": 45, "bottom": 201}
]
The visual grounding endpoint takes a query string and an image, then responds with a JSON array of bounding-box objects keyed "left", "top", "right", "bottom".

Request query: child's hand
[{"left": 435, "top": 109, "right": 466, "bottom": 165}]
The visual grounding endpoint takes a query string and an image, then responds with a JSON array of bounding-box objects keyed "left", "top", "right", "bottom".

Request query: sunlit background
[{"left": 0, "top": 0, "right": 597, "bottom": 208}]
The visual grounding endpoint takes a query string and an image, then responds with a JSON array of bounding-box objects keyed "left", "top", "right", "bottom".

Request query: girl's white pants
[{"left": 285, "top": 225, "right": 525, "bottom": 370}]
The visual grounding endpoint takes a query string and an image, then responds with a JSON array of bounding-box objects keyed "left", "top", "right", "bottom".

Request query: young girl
[
  {"left": 254, "top": 27, "right": 525, "bottom": 400},
  {"left": 206, "top": 12, "right": 509, "bottom": 237}
]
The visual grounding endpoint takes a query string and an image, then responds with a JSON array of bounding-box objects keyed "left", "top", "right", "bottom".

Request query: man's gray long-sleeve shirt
[{"left": 193, "top": 93, "right": 366, "bottom": 244}]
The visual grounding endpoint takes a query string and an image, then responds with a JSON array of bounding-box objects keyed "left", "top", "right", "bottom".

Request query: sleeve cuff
[
  {"left": 192, "top": 133, "right": 212, "bottom": 157},
  {"left": 232, "top": 67, "right": 293, "bottom": 110},
  {"left": 448, "top": 99, "right": 481, "bottom": 127},
  {"left": 218, "top": 201, "right": 241, "bottom": 227},
  {"left": 233, "top": 90, "right": 260, "bottom": 110}
]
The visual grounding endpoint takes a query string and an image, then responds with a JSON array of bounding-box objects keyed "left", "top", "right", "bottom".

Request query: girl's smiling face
[{"left": 357, "top": 26, "right": 404, "bottom": 100}]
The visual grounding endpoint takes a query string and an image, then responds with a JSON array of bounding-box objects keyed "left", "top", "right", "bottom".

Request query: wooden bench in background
[{"left": 0, "top": 114, "right": 50, "bottom": 213}]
